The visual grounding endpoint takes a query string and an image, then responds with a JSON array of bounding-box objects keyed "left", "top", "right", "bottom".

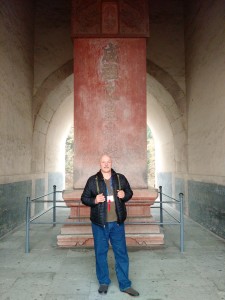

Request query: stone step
[
  {"left": 126, "top": 233, "right": 164, "bottom": 246},
  {"left": 61, "top": 225, "right": 92, "bottom": 234},
  {"left": 60, "top": 223, "right": 161, "bottom": 235},
  {"left": 65, "top": 216, "right": 155, "bottom": 223},
  {"left": 57, "top": 233, "right": 164, "bottom": 247},
  {"left": 59, "top": 188, "right": 163, "bottom": 248},
  {"left": 127, "top": 224, "right": 161, "bottom": 234},
  {"left": 57, "top": 235, "right": 94, "bottom": 247}
]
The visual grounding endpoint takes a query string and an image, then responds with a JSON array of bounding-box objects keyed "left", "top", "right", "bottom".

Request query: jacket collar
[{"left": 96, "top": 168, "right": 116, "bottom": 180}]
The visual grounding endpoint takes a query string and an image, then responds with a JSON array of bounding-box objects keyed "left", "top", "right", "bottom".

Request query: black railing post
[
  {"left": 179, "top": 192, "right": 184, "bottom": 253},
  {"left": 159, "top": 186, "right": 163, "bottom": 227},
  {"left": 53, "top": 185, "right": 56, "bottom": 227},
  {"left": 25, "top": 196, "right": 31, "bottom": 253}
]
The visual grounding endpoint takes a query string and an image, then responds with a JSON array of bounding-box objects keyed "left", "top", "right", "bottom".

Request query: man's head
[{"left": 100, "top": 154, "right": 112, "bottom": 175}]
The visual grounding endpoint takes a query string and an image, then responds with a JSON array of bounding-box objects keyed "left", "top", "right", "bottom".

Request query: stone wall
[
  {"left": 0, "top": 0, "right": 35, "bottom": 235},
  {"left": 148, "top": 0, "right": 186, "bottom": 110},
  {"left": 33, "top": 0, "right": 72, "bottom": 95},
  {"left": 32, "top": 0, "right": 73, "bottom": 184},
  {"left": 0, "top": 0, "right": 34, "bottom": 177},
  {"left": 0, "top": 1, "right": 65, "bottom": 237},
  {"left": 186, "top": 0, "right": 225, "bottom": 180},
  {"left": 147, "top": 0, "right": 187, "bottom": 190},
  {"left": 185, "top": 0, "right": 225, "bottom": 238}
]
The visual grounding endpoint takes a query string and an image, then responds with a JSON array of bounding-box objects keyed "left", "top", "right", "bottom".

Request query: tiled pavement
[{"left": 0, "top": 208, "right": 225, "bottom": 300}]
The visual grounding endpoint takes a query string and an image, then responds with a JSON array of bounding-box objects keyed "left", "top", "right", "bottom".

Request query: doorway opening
[
  {"left": 147, "top": 125, "right": 155, "bottom": 187},
  {"left": 65, "top": 126, "right": 74, "bottom": 189}
]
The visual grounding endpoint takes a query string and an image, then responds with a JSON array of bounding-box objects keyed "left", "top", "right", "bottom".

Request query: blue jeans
[{"left": 91, "top": 221, "right": 132, "bottom": 291}]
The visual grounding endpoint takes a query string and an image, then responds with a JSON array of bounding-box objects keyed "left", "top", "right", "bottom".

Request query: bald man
[{"left": 81, "top": 155, "right": 139, "bottom": 297}]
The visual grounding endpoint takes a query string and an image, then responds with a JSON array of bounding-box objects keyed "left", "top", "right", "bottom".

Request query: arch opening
[{"left": 32, "top": 67, "right": 186, "bottom": 193}]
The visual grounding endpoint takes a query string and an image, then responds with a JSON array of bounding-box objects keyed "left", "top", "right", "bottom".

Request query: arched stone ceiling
[
  {"left": 33, "top": 59, "right": 187, "bottom": 174},
  {"left": 33, "top": 59, "right": 73, "bottom": 123},
  {"left": 34, "top": 59, "right": 186, "bottom": 125},
  {"left": 147, "top": 74, "right": 187, "bottom": 173},
  {"left": 147, "top": 59, "right": 186, "bottom": 122}
]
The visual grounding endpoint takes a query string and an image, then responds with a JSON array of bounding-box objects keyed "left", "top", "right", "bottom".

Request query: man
[{"left": 81, "top": 154, "right": 139, "bottom": 297}]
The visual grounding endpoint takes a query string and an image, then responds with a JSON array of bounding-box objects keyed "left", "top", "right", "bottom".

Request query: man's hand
[
  {"left": 95, "top": 193, "right": 105, "bottom": 204},
  {"left": 117, "top": 190, "right": 125, "bottom": 199}
]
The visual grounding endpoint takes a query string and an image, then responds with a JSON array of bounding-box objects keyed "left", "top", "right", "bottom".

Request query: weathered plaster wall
[
  {"left": 32, "top": 75, "right": 73, "bottom": 174},
  {"left": 147, "top": 75, "right": 175, "bottom": 173},
  {"left": 34, "top": 0, "right": 73, "bottom": 95},
  {"left": 147, "top": 0, "right": 186, "bottom": 117},
  {"left": 186, "top": 0, "right": 225, "bottom": 181},
  {"left": 45, "top": 92, "right": 73, "bottom": 175},
  {"left": 0, "top": 0, "right": 34, "bottom": 177},
  {"left": 185, "top": 0, "right": 225, "bottom": 238},
  {"left": 147, "top": 0, "right": 187, "bottom": 202},
  {"left": 32, "top": 0, "right": 73, "bottom": 180},
  {"left": 0, "top": 0, "right": 35, "bottom": 235},
  {"left": 0, "top": 0, "right": 68, "bottom": 237},
  {"left": 147, "top": 74, "right": 187, "bottom": 175}
]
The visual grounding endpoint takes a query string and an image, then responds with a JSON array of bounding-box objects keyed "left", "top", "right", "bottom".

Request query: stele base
[{"left": 57, "top": 188, "right": 164, "bottom": 248}]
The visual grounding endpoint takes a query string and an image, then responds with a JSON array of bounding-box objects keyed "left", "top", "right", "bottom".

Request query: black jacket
[{"left": 81, "top": 169, "right": 133, "bottom": 226}]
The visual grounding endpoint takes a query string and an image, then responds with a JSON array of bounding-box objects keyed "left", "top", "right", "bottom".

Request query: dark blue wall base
[
  {"left": 0, "top": 172, "right": 64, "bottom": 238},
  {"left": 157, "top": 172, "right": 172, "bottom": 199},
  {"left": 48, "top": 172, "right": 64, "bottom": 200},
  {"left": 34, "top": 178, "right": 45, "bottom": 215},
  {"left": 157, "top": 172, "right": 225, "bottom": 240},
  {"left": 188, "top": 180, "right": 225, "bottom": 239},
  {"left": 0, "top": 180, "right": 32, "bottom": 237}
]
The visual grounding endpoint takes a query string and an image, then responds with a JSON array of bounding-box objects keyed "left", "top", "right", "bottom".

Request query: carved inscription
[
  {"left": 102, "top": 2, "right": 119, "bottom": 34},
  {"left": 100, "top": 42, "right": 120, "bottom": 161},
  {"left": 71, "top": 0, "right": 149, "bottom": 37},
  {"left": 71, "top": 0, "right": 101, "bottom": 35}
]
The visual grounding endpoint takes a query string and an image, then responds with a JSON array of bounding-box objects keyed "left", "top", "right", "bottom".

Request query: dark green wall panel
[
  {"left": 157, "top": 172, "right": 172, "bottom": 199},
  {"left": 34, "top": 178, "right": 45, "bottom": 215},
  {"left": 188, "top": 180, "right": 225, "bottom": 239},
  {"left": 0, "top": 181, "right": 32, "bottom": 237}
]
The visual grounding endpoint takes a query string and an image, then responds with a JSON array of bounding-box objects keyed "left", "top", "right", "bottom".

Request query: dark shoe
[
  {"left": 98, "top": 284, "right": 108, "bottom": 294},
  {"left": 122, "top": 287, "right": 139, "bottom": 297}
]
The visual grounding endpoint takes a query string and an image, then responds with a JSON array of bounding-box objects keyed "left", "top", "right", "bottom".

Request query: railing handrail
[
  {"left": 30, "top": 191, "right": 63, "bottom": 202},
  {"left": 25, "top": 185, "right": 184, "bottom": 254}
]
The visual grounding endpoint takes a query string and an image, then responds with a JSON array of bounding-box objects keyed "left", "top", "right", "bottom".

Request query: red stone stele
[
  {"left": 73, "top": 37, "right": 147, "bottom": 189},
  {"left": 58, "top": 0, "right": 164, "bottom": 247},
  {"left": 71, "top": 0, "right": 149, "bottom": 38}
]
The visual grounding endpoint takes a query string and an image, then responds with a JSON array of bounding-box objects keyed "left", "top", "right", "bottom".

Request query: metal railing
[
  {"left": 25, "top": 185, "right": 62, "bottom": 253},
  {"left": 154, "top": 186, "right": 184, "bottom": 253},
  {"left": 25, "top": 185, "right": 184, "bottom": 253}
]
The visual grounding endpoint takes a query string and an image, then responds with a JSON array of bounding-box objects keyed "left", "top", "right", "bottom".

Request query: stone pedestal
[{"left": 57, "top": 188, "right": 164, "bottom": 247}]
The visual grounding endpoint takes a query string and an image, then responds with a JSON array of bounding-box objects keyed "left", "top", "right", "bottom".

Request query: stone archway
[
  {"left": 31, "top": 71, "right": 73, "bottom": 177},
  {"left": 147, "top": 59, "right": 186, "bottom": 121},
  {"left": 147, "top": 59, "right": 187, "bottom": 176},
  {"left": 147, "top": 74, "right": 187, "bottom": 176},
  {"left": 32, "top": 59, "right": 187, "bottom": 190},
  {"left": 33, "top": 60, "right": 73, "bottom": 123}
]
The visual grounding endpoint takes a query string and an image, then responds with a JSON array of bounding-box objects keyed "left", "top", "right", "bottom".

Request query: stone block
[
  {"left": 57, "top": 187, "right": 164, "bottom": 248},
  {"left": 57, "top": 232, "right": 164, "bottom": 248}
]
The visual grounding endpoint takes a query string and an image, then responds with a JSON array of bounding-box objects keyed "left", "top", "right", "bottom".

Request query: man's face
[{"left": 100, "top": 155, "right": 112, "bottom": 174}]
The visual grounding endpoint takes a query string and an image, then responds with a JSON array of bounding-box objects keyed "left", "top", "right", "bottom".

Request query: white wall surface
[
  {"left": 186, "top": 0, "right": 225, "bottom": 181},
  {"left": 0, "top": 0, "right": 34, "bottom": 179}
]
